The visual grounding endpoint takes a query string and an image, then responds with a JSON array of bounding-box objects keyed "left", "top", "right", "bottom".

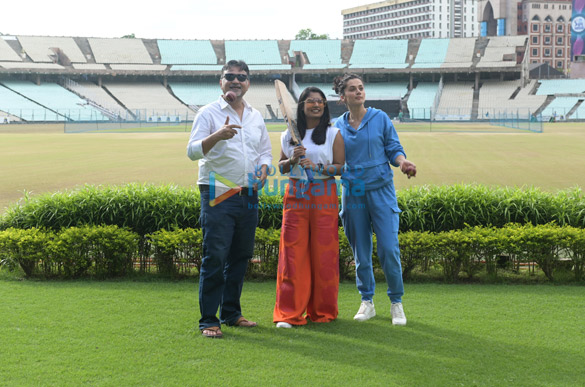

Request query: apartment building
[{"left": 342, "top": 0, "right": 479, "bottom": 39}]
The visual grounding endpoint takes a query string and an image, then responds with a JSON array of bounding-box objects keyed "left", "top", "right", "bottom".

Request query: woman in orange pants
[{"left": 273, "top": 87, "right": 345, "bottom": 328}]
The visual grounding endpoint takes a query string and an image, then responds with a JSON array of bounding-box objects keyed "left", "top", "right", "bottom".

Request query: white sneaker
[
  {"left": 276, "top": 322, "right": 292, "bottom": 328},
  {"left": 391, "top": 302, "right": 407, "bottom": 326},
  {"left": 354, "top": 300, "right": 376, "bottom": 321}
]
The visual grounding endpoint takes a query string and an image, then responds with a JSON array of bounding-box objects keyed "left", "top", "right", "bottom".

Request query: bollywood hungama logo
[{"left": 208, "top": 164, "right": 368, "bottom": 206}]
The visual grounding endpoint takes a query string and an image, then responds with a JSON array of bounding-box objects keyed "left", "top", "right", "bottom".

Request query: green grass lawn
[
  {"left": 1, "top": 122, "right": 585, "bottom": 213},
  {"left": 1, "top": 277, "right": 584, "bottom": 385}
]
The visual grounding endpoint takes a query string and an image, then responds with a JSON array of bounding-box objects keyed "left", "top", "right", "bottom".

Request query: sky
[{"left": 1, "top": 0, "right": 369, "bottom": 40}]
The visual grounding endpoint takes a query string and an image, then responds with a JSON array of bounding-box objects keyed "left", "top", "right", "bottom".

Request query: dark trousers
[{"left": 198, "top": 188, "right": 259, "bottom": 330}]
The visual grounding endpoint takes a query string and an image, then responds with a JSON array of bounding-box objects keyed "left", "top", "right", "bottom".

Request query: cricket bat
[{"left": 274, "top": 80, "right": 314, "bottom": 182}]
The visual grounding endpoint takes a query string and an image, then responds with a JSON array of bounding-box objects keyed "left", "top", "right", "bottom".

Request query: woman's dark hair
[
  {"left": 332, "top": 73, "right": 363, "bottom": 96},
  {"left": 293, "top": 87, "right": 331, "bottom": 146}
]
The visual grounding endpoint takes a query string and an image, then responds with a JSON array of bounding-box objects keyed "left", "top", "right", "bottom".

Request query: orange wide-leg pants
[{"left": 273, "top": 178, "right": 339, "bottom": 325}]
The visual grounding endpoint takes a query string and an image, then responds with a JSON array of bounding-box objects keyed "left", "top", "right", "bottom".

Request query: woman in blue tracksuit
[{"left": 333, "top": 73, "right": 417, "bottom": 326}]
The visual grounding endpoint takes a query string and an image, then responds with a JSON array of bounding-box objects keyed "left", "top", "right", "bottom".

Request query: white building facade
[{"left": 342, "top": 0, "right": 479, "bottom": 40}]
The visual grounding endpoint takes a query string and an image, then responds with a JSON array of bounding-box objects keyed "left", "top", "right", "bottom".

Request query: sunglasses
[
  {"left": 223, "top": 73, "right": 248, "bottom": 82},
  {"left": 304, "top": 98, "right": 326, "bottom": 105}
]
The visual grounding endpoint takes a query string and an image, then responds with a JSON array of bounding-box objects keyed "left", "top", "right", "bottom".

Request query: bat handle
[{"left": 299, "top": 155, "right": 314, "bottom": 182}]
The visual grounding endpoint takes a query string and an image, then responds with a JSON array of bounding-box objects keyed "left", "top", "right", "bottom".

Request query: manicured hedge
[
  {"left": 2, "top": 184, "right": 585, "bottom": 234},
  {"left": 2, "top": 223, "right": 585, "bottom": 282},
  {"left": 0, "top": 225, "right": 138, "bottom": 278}
]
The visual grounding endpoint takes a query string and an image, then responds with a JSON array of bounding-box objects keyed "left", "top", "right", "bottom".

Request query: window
[
  {"left": 532, "top": 24, "right": 539, "bottom": 32},
  {"left": 544, "top": 36, "right": 551, "bottom": 45},
  {"left": 557, "top": 61, "right": 564, "bottom": 68},
  {"left": 532, "top": 48, "right": 538, "bottom": 56},
  {"left": 557, "top": 48, "right": 563, "bottom": 57},
  {"left": 544, "top": 24, "right": 551, "bottom": 33},
  {"left": 557, "top": 37, "right": 564, "bottom": 45},
  {"left": 557, "top": 24, "right": 564, "bottom": 33},
  {"left": 544, "top": 48, "right": 551, "bottom": 57},
  {"left": 532, "top": 36, "right": 539, "bottom": 44}
]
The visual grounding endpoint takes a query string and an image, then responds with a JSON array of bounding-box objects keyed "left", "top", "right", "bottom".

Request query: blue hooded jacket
[{"left": 335, "top": 107, "right": 406, "bottom": 191}]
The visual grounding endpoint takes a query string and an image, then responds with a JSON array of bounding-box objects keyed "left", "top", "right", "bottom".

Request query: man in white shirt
[{"left": 187, "top": 60, "right": 272, "bottom": 338}]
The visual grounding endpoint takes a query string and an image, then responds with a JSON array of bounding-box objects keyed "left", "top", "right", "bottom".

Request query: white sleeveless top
[{"left": 280, "top": 126, "right": 340, "bottom": 180}]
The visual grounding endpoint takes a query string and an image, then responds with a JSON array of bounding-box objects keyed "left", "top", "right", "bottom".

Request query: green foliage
[
  {"left": 397, "top": 185, "right": 585, "bottom": 232},
  {"left": 249, "top": 228, "right": 280, "bottom": 278},
  {"left": 0, "top": 227, "right": 53, "bottom": 277},
  {"left": 4, "top": 184, "right": 585, "bottom": 235},
  {"left": 560, "top": 226, "right": 585, "bottom": 281},
  {"left": 0, "top": 184, "right": 200, "bottom": 236},
  {"left": 50, "top": 225, "right": 138, "bottom": 278},
  {"left": 294, "top": 28, "right": 329, "bottom": 40},
  {"left": 146, "top": 228, "right": 202, "bottom": 277},
  {"left": 398, "top": 231, "right": 437, "bottom": 280},
  {"left": 338, "top": 228, "right": 354, "bottom": 280},
  {"left": 257, "top": 195, "right": 284, "bottom": 229},
  {"left": 501, "top": 223, "right": 564, "bottom": 281}
]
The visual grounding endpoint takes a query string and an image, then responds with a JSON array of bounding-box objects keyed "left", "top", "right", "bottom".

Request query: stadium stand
[
  {"left": 240, "top": 81, "right": 283, "bottom": 119},
  {"left": 17, "top": 36, "right": 87, "bottom": 63},
  {"left": 158, "top": 40, "right": 218, "bottom": 65},
  {"left": 72, "top": 63, "right": 107, "bottom": 70},
  {"left": 435, "top": 82, "right": 474, "bottom": 120},
  {"left": 540, "top": 97, "right": 580, "bottom": 119},
  {"left": 1, "top": 80, "right": 108, "bottom": 121},
  {"left": 89, "top": 38, "right": 153, "bottom": 64},
  {"left": 1, "top": 34, "right": 583, "bottom": 123},
  {"left": 109, "top": 64, "right": 167, "bottom": 71},
  {"left": 289, "top": 40, "right": 346, "bottom": 70},
  {"left": 349, "top": 40, "right": 408, "bottom": 69},
  {"left": 571, "top": 101, "right": 585, "bottom": 119},
  {"left": 171, "top": 80, "right": 285, "bottom": 119},
  {"left": 496, "top": 80, "right": 547, "bottom": 117},
  {"left": 0, "top": 83, "right": 48, "bottom": 121},
  {"left": 0, "top": 38, "right": 22, "bottom": 62},
  {"left": 103, "top": 82, "right": 194, "bottom": 120},
  {"left": 411, "top": 39, "right": 449, "bottom": 69},
  {"left": 0, "top": 62, "right": 64, "bottom": 70},
  {"left": 64, "top": 79, "right": 126, "bottom": 118},
  {"left": 170, "top": 65, "right": 223, "bottom": 71},
  {"left": 295, "top": 83, "right": 338, "bottom": 100},
  {"left": 441, "top": 37, "right": 476, "bottom": 68},
  {"left": 536, "top": 79, "right": 585, "bottom": 95},
  {"left": 477, "top": 80, "right": 522, "bottom": 118},
  {"left": 247, "top": 64, "right": 291, "bottom": 71},
  {"left": 225, "top": 40, "right": 289, "bottom": 70},
  {"left": 406, "top": 82, "right": 440, "bottom": 119},
  {"left": 168, "top": 82, "right": 221, "bottom": 106},
  {"left": 477, "top": 36, "right": 525, "bottom": 68}
]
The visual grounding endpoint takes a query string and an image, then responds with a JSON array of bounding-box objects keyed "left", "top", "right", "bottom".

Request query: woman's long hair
[{"left": 293, "top": 87, "right": 331, "bottom": 146}]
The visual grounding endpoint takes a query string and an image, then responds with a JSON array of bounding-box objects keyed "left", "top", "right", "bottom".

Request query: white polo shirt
[{"left": 187, "top": 97, "right": 272, "bottom": 189}]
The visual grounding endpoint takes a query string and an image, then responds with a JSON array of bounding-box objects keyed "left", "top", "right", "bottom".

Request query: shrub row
[
  {"left": 2, "top": 223, "right": 585, "bottom": 282},
  {"left": 2, "top": 184, "right": 585, "bottom": 234},
  {"left": 0, "top": 225, "right": 138, "bottom": 278}
]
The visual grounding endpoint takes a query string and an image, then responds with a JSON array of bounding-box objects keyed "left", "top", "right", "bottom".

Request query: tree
[
  {"left": 121, "top": 33, "right": 136, "bottom": 39},
  {"left": 295, "top": 28, "right": 329, "bottom": 40}
]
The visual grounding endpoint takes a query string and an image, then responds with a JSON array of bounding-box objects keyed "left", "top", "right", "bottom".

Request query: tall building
[
  {"left": 342, "top": 0, "right": 479, "bottom": 40},
  {"left": 479, "top": 0, "right": 572, "bottom": 72}
]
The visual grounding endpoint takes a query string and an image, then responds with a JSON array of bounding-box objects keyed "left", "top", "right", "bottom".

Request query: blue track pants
[{"left": 340, "top": 184, "right": 404, "bottom": 303}]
